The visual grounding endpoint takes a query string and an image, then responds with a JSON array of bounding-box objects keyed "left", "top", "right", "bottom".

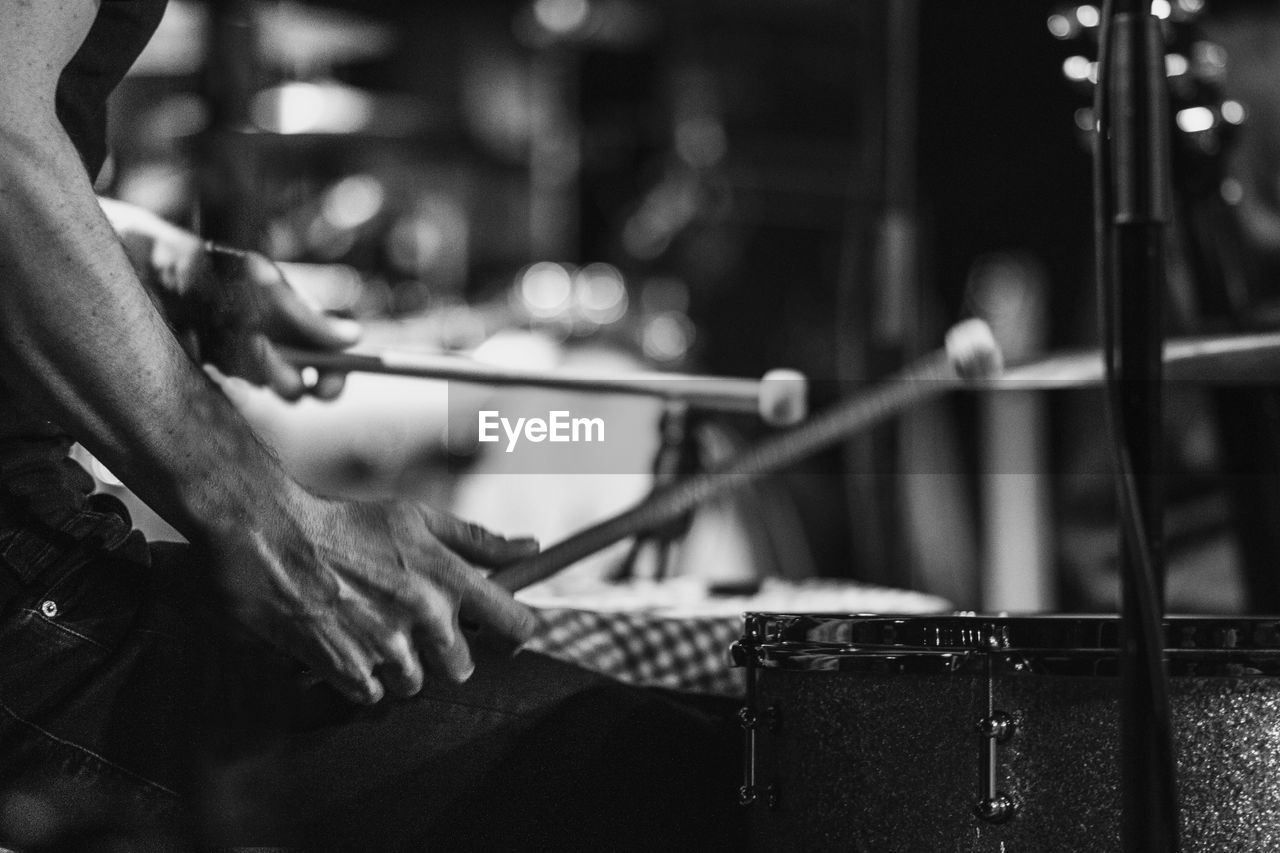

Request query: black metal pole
[
  {"left": 1098, "top": 1, "right": 1180, "bottom": 850},
  {"left": 197, "top": 0, "right": 262, "bottom": 248}
]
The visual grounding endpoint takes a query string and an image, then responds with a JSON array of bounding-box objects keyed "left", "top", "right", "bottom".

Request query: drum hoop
[{"left": 736, "top": 614, "right": 1280, "bottom": 675}]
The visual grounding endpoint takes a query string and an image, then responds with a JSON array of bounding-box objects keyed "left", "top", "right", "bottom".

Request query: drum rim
[{"left": 735, "top": 613, "right": 1280, "bottom": 673}]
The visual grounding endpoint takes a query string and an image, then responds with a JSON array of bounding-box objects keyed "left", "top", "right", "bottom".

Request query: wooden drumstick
[
  {"left": 281, "top": 346, "right": 808, "bottom": 426},
  {"left": 977, "top": 329, "right": 1280, "bottom": 389},
  {"left": 490, "top": 319, "right": 1003, "bottom": 593}
]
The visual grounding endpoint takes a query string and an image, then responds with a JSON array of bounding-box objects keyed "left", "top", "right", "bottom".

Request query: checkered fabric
[
  {"left": 526, "top": 608, "right": 746, "bottom": 697},
  {"left": 521, "top": 579, "right": 952, "bottom": 697}
]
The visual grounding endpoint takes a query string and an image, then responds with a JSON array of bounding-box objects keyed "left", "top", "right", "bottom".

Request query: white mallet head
[
  {"left": 945, "top": 318, "right": 1004, "bottom": 381},
  {"left": 759, "top": 369, "right": 808, "bottom": 426}
]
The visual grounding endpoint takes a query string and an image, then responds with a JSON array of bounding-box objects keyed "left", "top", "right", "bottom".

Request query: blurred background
[{"left": 89, "top": 0, "right": 1280, "bottom": 614}]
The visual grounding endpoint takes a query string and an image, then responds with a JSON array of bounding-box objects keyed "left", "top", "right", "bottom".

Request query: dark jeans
[{"left": 0, "top": 448, "right": 745, "bottom": 851}]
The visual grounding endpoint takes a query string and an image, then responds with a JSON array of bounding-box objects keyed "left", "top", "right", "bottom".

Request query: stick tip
[
  {"left": 759, "top": 369, "right": 808, "bottom": 426},
  {"left": 945, "top": 319, "right": 1004, "bottom": 380}
]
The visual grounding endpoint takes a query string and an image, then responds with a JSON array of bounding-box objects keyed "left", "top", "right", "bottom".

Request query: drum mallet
[
  {"left": 491, "top": 319, "right": 1003, "bottom": 592},
  {"left": 281, "top": 347, "right": 808, "bottom": 427}
]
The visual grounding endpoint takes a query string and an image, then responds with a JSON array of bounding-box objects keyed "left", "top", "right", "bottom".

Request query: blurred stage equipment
[
  {"left": 255, "top": 1, "right": 395, "bottom": 74},
  {"left": 492, "top": 319, "right": 1002, "bottom": 593},
  {"left": 970, "top": 254, "right": 1054, "bottom": 612},
  {"left": 835, "top": 0, "right": 929, "bottom": 594},
  {"left": 250, "top": 81, "right": 434, "bottom": 138},
  {"left": 133, "top": 1, "right": 397, "bottom": 78}
]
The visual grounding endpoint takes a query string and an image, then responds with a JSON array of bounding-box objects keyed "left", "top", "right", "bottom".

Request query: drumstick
[
  {"left": 491, "top": 319, "right": 1003, "bottom": 592},
  {"left": 977, "top": 329, "right": 1280, "bottom": 389},
  {"left": 281, "top": 347, "right": 808, "bottom": 426}
]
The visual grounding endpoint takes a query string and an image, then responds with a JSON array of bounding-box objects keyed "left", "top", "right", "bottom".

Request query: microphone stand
[{"left": 1096, "top": 1, "right": 1180, "bottom": 850}]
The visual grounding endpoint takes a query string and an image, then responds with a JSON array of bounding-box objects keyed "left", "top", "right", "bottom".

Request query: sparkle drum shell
[{"left": 731, "top": 614, "right": 1280, "bottom": 852}]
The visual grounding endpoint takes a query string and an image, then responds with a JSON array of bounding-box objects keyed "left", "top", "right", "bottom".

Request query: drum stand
[{"left": 615, "top": 400, "right": 698, "bottom": 581}]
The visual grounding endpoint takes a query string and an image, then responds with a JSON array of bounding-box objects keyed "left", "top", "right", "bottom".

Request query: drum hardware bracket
[
  {"left": 737, "top": 782, "right": 778, "bottom": 809},
  {"left": 736, "top": 704, "right": 779, "bottom": 732},
  {"left": 736, "top": 643, "right": 780, "bottom": 810},
  {"left": 974, "top": 710, "right": 1016, "bottom": 823},
  {"left": 737, "top": 703, "right": 780, "bottom": 808}
]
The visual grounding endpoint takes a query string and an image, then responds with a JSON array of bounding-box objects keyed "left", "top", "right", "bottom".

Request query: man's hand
[
  {"left": 99, "top": 197, "right": 360, "bottom": 401},
  {"left": 211, "top": 491, "right": 540, "bottom": 704}
]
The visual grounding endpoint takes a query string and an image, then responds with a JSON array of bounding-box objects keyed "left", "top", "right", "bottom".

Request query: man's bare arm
[
  {"left": 0, "top": 0, "right": 255, "bottom": 530},
  {"left": 0, "top": 0, "right": 536, "bottom": 703}
]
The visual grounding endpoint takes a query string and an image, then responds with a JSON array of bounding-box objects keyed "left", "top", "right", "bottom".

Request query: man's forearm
[{"left": 0, "top": 116, "right": 301, "bottom": 546}]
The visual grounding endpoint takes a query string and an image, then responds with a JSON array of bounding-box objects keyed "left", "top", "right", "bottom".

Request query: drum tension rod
[
  {"left": 735, "top": 644, "right": 779, "bottom": 809},
  {"left": 975, "top": 711, "right": 1015, "bottom": 823},
  {"left": 975, "top": 651, "right": 1017, "bottom": 823}
]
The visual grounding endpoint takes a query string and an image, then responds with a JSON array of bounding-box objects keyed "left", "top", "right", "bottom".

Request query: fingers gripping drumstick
[{"left": 491, "top": 320, "right": 1003, "bottom": 593}]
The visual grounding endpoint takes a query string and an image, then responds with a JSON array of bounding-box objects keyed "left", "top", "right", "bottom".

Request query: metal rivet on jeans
[{"left": 39, "top": 600, "right": 58, "bottom": 618}]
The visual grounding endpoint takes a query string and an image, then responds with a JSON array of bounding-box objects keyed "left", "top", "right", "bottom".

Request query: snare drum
[{"left": 732, "top": 614, "right": 1280, "bottom": 852}]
